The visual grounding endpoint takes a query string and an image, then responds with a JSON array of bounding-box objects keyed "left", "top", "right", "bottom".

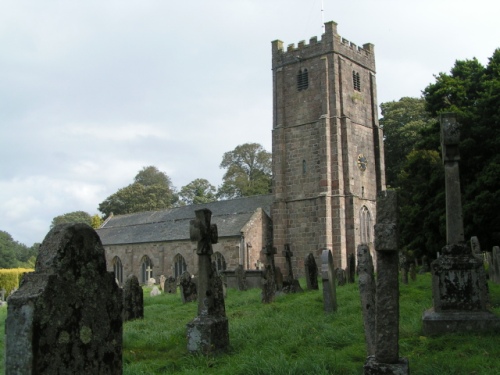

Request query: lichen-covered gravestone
[
  {"left": 165, "top": 276, "right": 177, "bottom": 294},
  {"left": 357, "top": 244, "right": 376, "bottom": 356},
  {"left": 123, "top": 274, "right": 144, "bottom": 321},
  {"left": 304, "top": 253, "right": 319, "bottom": 290},
  {"left": 179, "top": 271, "right": 197, "bottom": 303},
  {"left": 336, "top": 268, "right": 346, "bottom": 286},
  {"left": 6, "top": 224, "right": 123, "bottom": 374}
]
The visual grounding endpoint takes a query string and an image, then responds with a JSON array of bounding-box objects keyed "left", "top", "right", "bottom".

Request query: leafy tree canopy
[
  {"left": 50, "top": 211, "right": 92, "bottom": 228},
  {"left": 98, "top": 166, "right": 178, "bottom": 218},
  {"left": 0, "top": 231, "right": 38, "bottom": 268},
  {"left": 179, "top": 178, "right": 217, "bottom": 205},
  {"left": 217, "top": 143, "right": 272, "bottom": 199}
]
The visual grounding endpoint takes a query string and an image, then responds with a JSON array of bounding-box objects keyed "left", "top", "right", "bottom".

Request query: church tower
[{"left": 271, "top": 21, "right": 385, "bottom": 274}]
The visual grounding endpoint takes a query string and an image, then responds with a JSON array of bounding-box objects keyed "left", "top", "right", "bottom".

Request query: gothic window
[
  {"left": 213, "top": 252, "right": 227, "bottom": 274},
  {"left": 174, "top": 253, "right": 187, "bottom": 279},
  {"left": 113, "top": 256, "right": 123, "bottom": 285},
  {"left": 140, "top": 256, "right": 153, "bottom": 284},
  {"left": 297, "top": 68, "right": 309, "bottom": 91},
  {"left": 360, "top": 206, "right": 372, "bottom": 244},
  {"left": 353, "top": 70, "right": 361, "bottom": 91}
]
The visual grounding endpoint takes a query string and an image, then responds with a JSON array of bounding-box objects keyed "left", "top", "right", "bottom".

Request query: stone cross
[
  {"left": 440, "top": 113, "right": 464, "bottom": 245},
  {"left": 186, "top": 209, "right": 229, "bottom": 353},
  {"left": 146, "top": 266, "right": 153, "bottom": 281},
  {"left": 374, "top": 190, "right": 400, "bottom": 364},
  {"left": 283, "top": 244, "right": 294, "bottom": 280},
  {"left": 5, "top": 224, "right": 123, "bottom": 374},
  {"left": 189, "top": 208, "right": 218, "bottom": 315},
  {"left": 262, "top": 243, "right": 277, "bottom": 274}
]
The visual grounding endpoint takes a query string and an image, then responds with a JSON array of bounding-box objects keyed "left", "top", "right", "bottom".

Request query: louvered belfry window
[
  {"left": 297, "top": 68, "right": 309, "bottom": 91},
  {"left": 353, "top": 71, "right": 361, "bottom": 91}
]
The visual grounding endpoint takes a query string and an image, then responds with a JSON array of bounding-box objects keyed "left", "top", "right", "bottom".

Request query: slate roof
[{"left": 96, "top": 194, "right": 274, "bottom": 246}]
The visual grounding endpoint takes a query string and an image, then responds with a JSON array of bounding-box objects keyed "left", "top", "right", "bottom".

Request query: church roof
[{"left": 96, "top": 194, "right": 274, "bottom": 246}]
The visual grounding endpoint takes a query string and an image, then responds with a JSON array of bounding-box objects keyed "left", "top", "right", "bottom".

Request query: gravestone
[
  {"left": 347, "top": 253, "right": 356, "bottom": 283},
  {"left": 159, "top": 275, "right": 166, "bottom": 291},
  {"left": 282, "top": 244, "right": 303, "bottom": 293},
  {"left": 491, "top": 246, "right": 500, "bottom": 284},
  {"left": 123, "top": 274, "right": 144, "bottom": 322},
  {"left": 186, "top": 209, "right": 229, "bottom": 353},
  {"left": 336, "top": 268, "right": 346, "bottom": 286},
  {"left": 150, "top": 286, "right": 161, "bottom": 297},
  {"left": 304, "top": 253, "right": 319, "bottom": 290},
  {"left": 235, "top": 264, "right": 247, "bottom": 291},
  {"left": 261, "top": 244, "right": 277, "bottom": 303},
  {"left": 179, "top": 271, "right": 197, "bottom": 303},
  {"left": 321, "top": 249, "right": 337, "bottom": 313},
  {"left": 274, "top": 266, "right": 284, "bottom": 291},
  {"left": 5, "top": 224, "right": 122, "bottom": 374},
  {"left": 364, "top": 190, "right": 409, "bottom": 374},
  {"left": 147, "top": 277, "right": 156, "bottom": 287},
  {"left": 357, "top": 244, "right": 376, "bottom": 356},
  {"left": 422, "top": 114, "right": 500, "bottom": 335},
  {"left": 419, "top": 255, "right": 430, "bottom": 274},
  {"left": 165, "top": 276, "right": 177, "bottom": 294}
]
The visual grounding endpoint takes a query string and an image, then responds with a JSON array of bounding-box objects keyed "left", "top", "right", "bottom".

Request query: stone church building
[{"left": 97, "top": 21, "right": 385, "bottom": 284}]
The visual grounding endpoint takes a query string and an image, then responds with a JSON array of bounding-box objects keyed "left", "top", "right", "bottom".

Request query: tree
[
  {"left": 218, "top": 143, "right": 272, "bottom": 199},
  {"left": 91, "top": 214, "right": 103, "bottom": 229},
  {"left": 179, "top": 179, "right": 217, "bottom": 205},
  {"left": 379, "top": 97, "right": 435, "bottom": 187},
  {"left": 50, "top": 211, "right": 92, "bottom": 228},
  {"left": 0, "top": 231, "right": 19, "bottom": 268},
  {"left": 98, "top": 166, "right": 178, "bottom": 218}
]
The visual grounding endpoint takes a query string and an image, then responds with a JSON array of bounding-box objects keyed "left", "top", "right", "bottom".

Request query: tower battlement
[{"left": 272, "top": 21, "right": 375, "bottom": 71}]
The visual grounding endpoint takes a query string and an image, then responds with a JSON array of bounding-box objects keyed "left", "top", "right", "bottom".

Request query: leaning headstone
[
  {"left": 347, "top": 253, "right": 356, "bottom": 283},
  {"left": 364, "top": 190, "right": 409, "bottom": 374},
  {"left": 422, "top": 114, "right": 500, "bottom": 335},
  {"left": 235, "top": 264, "right": 247, "bottom": 291},
  {"left": 123, "top": 274, "right": 144, "bottom": 321},
  {"left": 304, "top": 253, "right": 319, "bottom": 290},
  {"left": 6, "top": 224, "right": 122, "bottom": 374},
  {"left": 321, "top": 249, "right": 337, "bottom": 313},
  {"left": 179, "top": 271, "right": 197, "bottom": 303},
  {"left": 186, "top": 209, "right": 229, "bottom": 353},
  {"left": 357, "top": 244, "right": 376, "bottom": 356},
  {"left": 165, "top": 276, "right": 177, "bottom": 294}
]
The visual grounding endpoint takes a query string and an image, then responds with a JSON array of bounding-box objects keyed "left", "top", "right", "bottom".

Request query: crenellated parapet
[{"left": 271, "top": 21, "right": 375, "bottom": 71}]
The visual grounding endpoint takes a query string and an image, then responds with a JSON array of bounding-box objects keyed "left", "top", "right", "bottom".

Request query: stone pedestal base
[
  {"left": 186, "top": 315, "right": 229, "bottom": 354},
  {"left": 422, "top": 308, "right": 500, "bottom": 336},
  {"left": 364, "top": 356, "right": 409, "bottom": 375}
]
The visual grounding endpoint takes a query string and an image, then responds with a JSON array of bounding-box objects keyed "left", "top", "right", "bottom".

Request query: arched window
[
  {"left": 140, "top": 256, "right": 153, "bottom": 284},
  {"left": 113, "top": 256, "right": 123, "bottom": 285},
  {"left": 174, "top": 253, "right": 187, "bottom": 279},
  {"left": 297, "top": 68, "right": 309, "bottom": 91},
  {"left": 213, "top": 252, "right": 227, "bottom": 274},
  {"left": 360, "top": 206, "right": 372, "bottom": 244},
  {"left": 353, "top": 70, "right": 361, "bottom": 91}
]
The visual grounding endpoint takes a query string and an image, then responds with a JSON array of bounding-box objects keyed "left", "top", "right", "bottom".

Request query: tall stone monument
[
  {"left": 321, "top": 249, "right": 337, "bottom": 313},
  {"left": 261, "top": 243, "right": 277, "bottom": 303},
  {"left": 186, "top": 209, "right": 229, "bottom": 353},
  {"left": 422, "top": 113, "right": 500, "bottom": 335},
  {"left": 364, "top": 190, "right": 409, "bottom": 374}
]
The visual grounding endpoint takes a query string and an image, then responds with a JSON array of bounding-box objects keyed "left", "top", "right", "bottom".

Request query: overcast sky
[{"left": 1, "top": 0, "right": 499, "bottom": 246}]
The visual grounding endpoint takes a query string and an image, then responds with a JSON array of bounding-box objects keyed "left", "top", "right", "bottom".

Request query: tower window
[
  {"left": 302, "top": 160, "right": 307, "bottom": 174},
  {"left": 297, "top": 68, "right": 309, "bottom": 91},
  {"left": 353, "top": 71, "right": 361, "bottom": 91}
]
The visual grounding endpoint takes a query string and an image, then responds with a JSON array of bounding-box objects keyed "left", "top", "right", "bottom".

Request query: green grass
[{"left": 1, "top": 274, "right": 500, "bottom": 374}]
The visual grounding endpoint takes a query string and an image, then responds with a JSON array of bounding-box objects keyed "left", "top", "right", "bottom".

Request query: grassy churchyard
[{"left": 1, "top": 273, "right": 499, "bottom": 374}]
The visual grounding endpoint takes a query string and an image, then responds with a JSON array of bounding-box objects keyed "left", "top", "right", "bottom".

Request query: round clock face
[{"left": 357, "top": 154, "right": 367, "bottom": 171}]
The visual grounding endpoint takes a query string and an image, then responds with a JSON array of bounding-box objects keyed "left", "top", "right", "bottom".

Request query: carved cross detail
[{"left": 190, "top": 209, "right": 218, "bottom": 255}]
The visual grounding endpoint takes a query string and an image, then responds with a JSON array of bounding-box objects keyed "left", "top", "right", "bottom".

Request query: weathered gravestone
[
  {"left": 347, "top": 253, "right": 356, "bottom": 283},
  {"left": 150, "top": 286, "right": 161, "bottom": 297},
  {"left": 159, "top": 274, "right": 166, "bottom": 291},
  {"left": 186, "top": 209, "right": 229, "bottom": 353},
  {"left": 364, "top": 190, "right": 409, "bottom": 375},
  {"left": 321, "top": 249, "right": 337, "bottom": 313},
  {"left": 282, "top": 244, "right": 303, "bottom": 293},
  {"left": 235, "top": 264, "right": 247, "bottom": 291},
  {"left": 179, "top": 271, "right": 197, "bottom": 303},
  {"left": 123, "top": 274, "right": 144, "bottom": 321},
  {"left": 336, "top": 268, "right": 347, "bottom": 286},
  {"left": 419, "top": 255, "right": 430, "bottom": 274},
  {"left": 357, "top": 244, "right": 376, "bottom": 356},
  {"left": 165, "top": 276, "right": 177, "bottom": 294},
  {"left": 422, "top": 114, "right": 500, "bottom": 335},
  {"left": 274, "top": 266, "right": 284, "bottom": 291},
  {"left": 304, "top": 253, "right": 319, "bottom": 290},
  {"left": 6, "top": 224, "right": 122, "bottom": 374},
  {"left": 261, "top": 244, "right": 277, "bottom": 303}
]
